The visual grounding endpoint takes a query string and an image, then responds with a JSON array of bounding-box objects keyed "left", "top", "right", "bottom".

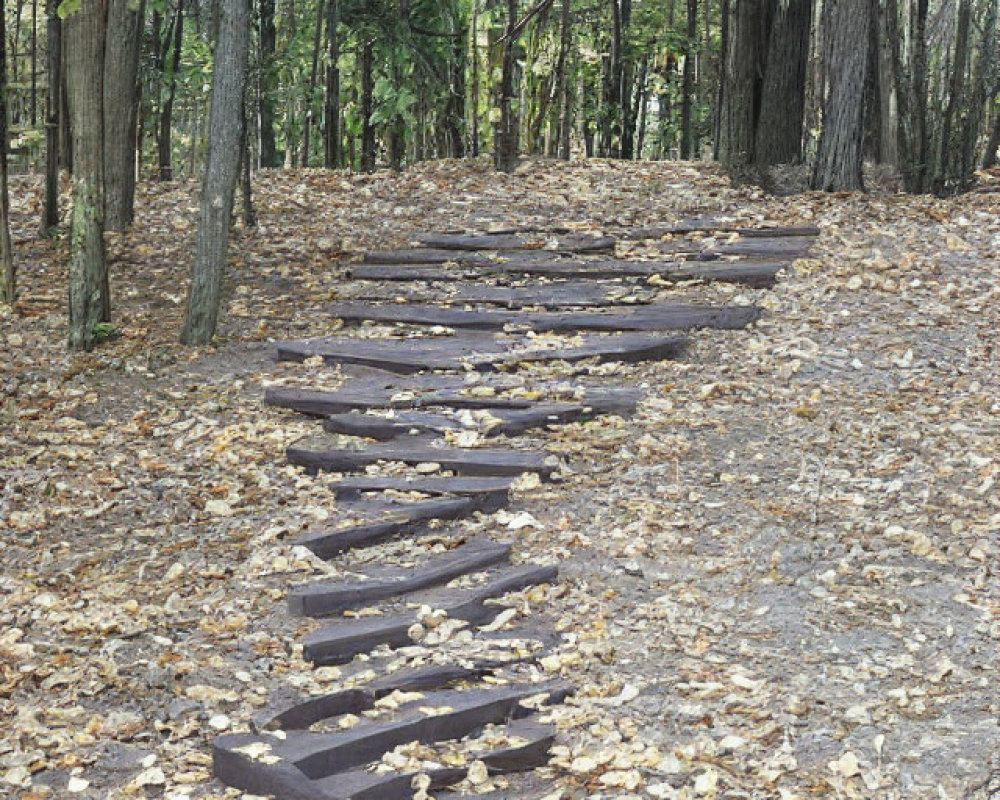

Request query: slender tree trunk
[
  {"left": 635, "top": 54, "right": 649, "bottom": 158},
  {"left": 1, "top": 0, "right": 15, "bottom": 304},
  {"left": 300, "top": 0, "right": 324, "bottom": 166},
  {"left": 180, "top": 0, "right": 248, "bottom": 345},
  {"left": 495, "top": 0, "right": 519, "bottom": 171},
  {"left": 983, "top": 111, "right": 1000, "bottom": 169},
  {"left": 470, "top": 1, "right": 479, "bottom": 156},
  {"left": 30, "top": 0, "right": 37, "bottom": 125},
  {"left": 619, "top": 0, "right": 635, "bottom": 158},
  {"left": 240, "top": 90, "right": 256, "bottom": 226},
  {"left": 103, "top": 0, "right": 144, "bottom": 231},
  {"left": 680, "top": 0, "right": 697, "bottom": 159},
  {"left": 810, "top": 0, "right": 870, "bottom": 191},
  {"left": 258, "top": 0, "right": 277, "bottom": 166},
  {"left": 65, "top": 0, "right": 109, "bottom": 349},
  {"left": 755, "top": 0, "right": 811, "bottom": 165},
  {"left": 323, "top": 0, "right": 340, "bottom": 167},
  {"left": 607, "top": 0, "right": 623, "bottom": 157},
  {"left": 359, "top": 37, "right": 375, "bottom": 172},
  {"left": 910, "top": 0, "right": 929, "bottom": 191},
  {"left": 40, "top": 0, "right": 60, "bottom": 233},
  {"left": 158, "top": 0, "right": 184, "bottom": 180},
  {"left": 556, "top": 0, "right": 571, "bottom": 159},
  {"left": 875, "top": 0, "right": 897, "bottom": 166}
]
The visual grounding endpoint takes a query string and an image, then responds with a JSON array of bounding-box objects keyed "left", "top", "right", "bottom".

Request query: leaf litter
[{"left": 1, "top": 158, "right": 998, "bottom": 799}]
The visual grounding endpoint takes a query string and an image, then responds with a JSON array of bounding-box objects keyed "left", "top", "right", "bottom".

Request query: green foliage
[{"left": 91, "top": 323, "right": 120, "bottom": 343}]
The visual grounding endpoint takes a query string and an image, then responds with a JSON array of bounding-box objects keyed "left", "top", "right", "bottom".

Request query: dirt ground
[{"left": 1, "top": 159, "right": 998, "bottom": 800}]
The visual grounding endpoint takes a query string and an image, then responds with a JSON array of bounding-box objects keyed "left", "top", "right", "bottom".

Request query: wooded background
[{"left": 2, "top": 0, "right": 1000, "bottom": 344}]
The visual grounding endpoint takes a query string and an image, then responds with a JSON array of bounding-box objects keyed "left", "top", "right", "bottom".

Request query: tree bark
[
  {"left": 1, "top": 0, "right": 15, "bottom": 304},
  {"left": 717, "top": 0, "right": 765, "bottom": 171},
  {"left": 300, "top": 0, "right": 324, "bottom": 166},
  {"left": 359, "top": 37, "right": 375, "bottom": 172},
  {"left": 494, "top": 0, "right": 519, "bottom": 172},
  {"left": 680, "top": 0, "right": 697, "bottom": 159},
  {"left": 180, "top": 0, "right": 248, "bottom": 345},
  {"left": 323, "top": 0, "right": 340, "bottom": 168},
  {"left": 258, "top": 0, "right": 278, "bottom": 166},
  {"left": 469, "top": 1, "right": 479, "bottom": 156},
  {"left": 933, "top": 0, "right": 970, "bottom": 193},
  {"left": 810, "top": 0, "right": 870, "bottom": 191},
  {"left": 41, "top": 0, "right": 60, "bottom": 233},
  {"left": 556, "top": 0, "right": 571, "bottom": 159},
  {"left": 65, "top": 0, "right": 109, "bottom": 349},
  {"left": 755, "top": 0, "right": 812, "bottom": 165},
  {"left": 103, "top": 0, "right": 144, "bottom": 231},
  {"left": 157, "top": 0, "right": 184, "bottom": 180}
]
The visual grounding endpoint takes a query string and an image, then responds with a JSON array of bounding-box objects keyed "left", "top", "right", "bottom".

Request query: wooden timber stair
[{"left": 212, "top": 221, "right": 816, "bottom": 798}]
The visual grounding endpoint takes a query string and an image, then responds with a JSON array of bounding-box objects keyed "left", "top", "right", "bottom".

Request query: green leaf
[{"left": 57, "top": 0, "right": 81, "bottom": 18}]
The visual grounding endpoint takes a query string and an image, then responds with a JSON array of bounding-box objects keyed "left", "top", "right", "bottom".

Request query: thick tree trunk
[
  {"left": 359, "top": 37, "right": 375, "bottom": 172},
  {"left": 41, "top": 0, "right": 60, "bottom": 233},
  {"left": 718, "top": 0, "right": 765, "bottom": 171},
  {"left": 680, "top": 0, "right": 697, "bottom": 159},
  {"left": 65, "top": 0, "right": 109, "bottom": 349},
  {"left": 810, "top": 0, "right": 870, "bottom": 191},
  {"left": 933, "top": 0, "right": 970, "bottom": 193},
  {"left": 103, "top": 0, "right": 144, "bottom": 231},
  {"left": 323, "top": 0, "right": 340, "bottom": 168},
  {"left": 755, "top": 0, "right": 811, "bottom": 165},
  {"left": 258, "top": 0, "right": 278, "bottom": 166},
  {"left": 180, "top": 0, "right": 248, "bottom": 345},
  {"left": 1, "top": 0, "right": 15, "bottom": 304},
  {"left": 157, "top": 0, "right": 184, "bottom": 180},
  {"left": 494, "top": 0, "right": 519, "bottom": 172}
]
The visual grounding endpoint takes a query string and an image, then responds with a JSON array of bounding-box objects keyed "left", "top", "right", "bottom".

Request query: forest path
[{"left": 1, "top": 160, "right": 997, "bottom": 800}]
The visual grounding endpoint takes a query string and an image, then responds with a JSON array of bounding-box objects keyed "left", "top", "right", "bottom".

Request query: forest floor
[{"left": 1, "top": 158, "right": 998, "bottom": 800}]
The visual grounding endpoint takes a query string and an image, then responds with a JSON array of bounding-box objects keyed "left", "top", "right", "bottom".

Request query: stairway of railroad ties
[{"left": 212, "top": 220, "right": 817, "bottom": 799}]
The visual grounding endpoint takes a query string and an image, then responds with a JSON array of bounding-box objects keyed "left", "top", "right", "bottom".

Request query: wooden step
[
  {"left": 348, "top": 281, "right": 651, "bottom": 309},
  {"left": 267, "top": 380, "right": 642, "bottom": 417},
  {"left": 302, "top": 564, "right": 559, "bottom": 665},
  {"left": 295, "top": 494, "right": 506, "bottom": 559},
  {"left": 288, "top": 442, "right": 558, "bottom": 481},
  {"left": 326, "top": 301, "right": 761, "bottom": 333},
  {"left": 412, "top": 231, "right": 617, "bottom": 253},
  {"left": 331, "top": 476, "right": 515, "bottom": 501},
  {"left": 275, "top": 331, "right": 688, "bottom": 374},
  {"left": 288, "top": 537, "right": 512, "bottom": 617}
]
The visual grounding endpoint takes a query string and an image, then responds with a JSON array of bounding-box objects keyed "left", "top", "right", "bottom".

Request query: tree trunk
[
  {"left": 40, "top": 0, "right": 60, "bottom": 233},
  {"left": 359, "top": 37, "right": 375, "bottom": 172},
  {"left": 717, "top": 0, "right": 765, "bottom": 171},
  {"left": 933, "top": 0, "right": 970, "bottom": 193},
  {"left": 755, "top": 0, "right": 812, "bottom": 165},
  {"left": 103, "top": 0, "right": 144, "bottom": 231},
  {"left": 469, "top": 1, "right": 479, "bottom": 156},
  {"left": 909, "top": 0, "right": 929, "bottom": 191},
  {"left": 180, "top": 0, "right": 248, "bottom": 345},
  {"left": 157, "top": 0, "right": 184, "bottom": 180},
  {"left": 258, "top": 0, "right": 278, "bottom": 166},
  {"left": 65, "top": 0, "right": 109, "bottom": 349},
  {"left": 983, "top": 110, "right": 1000, "bottom": 169},
  {"left": 1, "top": 0, "right": 15, "bottom": 304},
  {"left": 300, "top": 0, "right": 324, "bottom": 166},
  {"left": 323, "top": 0, "right": 340, "bottom": 168},
  {"left": 240, "top": 91, "right": 256, "bottom": 226},
  {"left": 635, "top": 54, "right": 649, "bottom": 158},
  {"left": 494, "top": 0, "right": 519, "bottom": 172},
  {"left": 680, "top": 0, "right": 697, "bottom": 159},
  {"left": 556, "top": 0, "right": 571, "bottom": 159},
  {"left": 810, "top": 0, "right": 870, "bottom": 191}
]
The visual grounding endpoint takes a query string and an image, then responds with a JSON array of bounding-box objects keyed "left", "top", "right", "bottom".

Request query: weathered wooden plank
[
  {"left": 275, "top": 332, "right": 687, "bottom": 373},
  {"left": 267, "top": 381, "right": 643, "bottom": 417},
  {"left": 620, "top": 222, "right": 819, "bottom": 239},
  {"left": 323, "top": 395, "right": 639, "bottom": 440},
  {"left": 256, "top": 664, "right": 496, "bottom": 732},
  {"left": 332, "top": 476, "right": 515, "bottom": 500},
  {"left": 288, "top": 442, "right": 558, "bottom": 481},
  {"left": 346, "top": 258, "right": 789, "bottom": 286},
  {"left": 296, "top": 493, "right": 507, "bottom": 559},
  {"left": 326, "top": 301, "right": 761, "bottom": 333},
  {"left": 309, "top": 720, "right": 556, "bottom": 800},
  {"left": 412, "top": 232, "right": 617, "bottom": 253},
  {"left": 216, "top": 686, "right": 564, "bottom": 798},
  {"left": 288, "top": 537, "right": 511, "bottom": 617},
  {"left": 302, "top": 564, "right": 559, "bottom": 665},
  {"left": 347, "top": 281, "right": 648, "bottom": 309}
]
